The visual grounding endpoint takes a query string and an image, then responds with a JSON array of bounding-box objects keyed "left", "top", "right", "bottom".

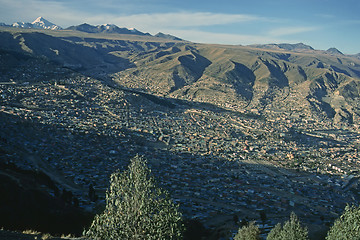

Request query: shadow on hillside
[
  {"left": 0, "top": 109, "right": 357, "bottom": 239},
  {"left": 0, "top": 31, "right": 137, "bottom": 76}
]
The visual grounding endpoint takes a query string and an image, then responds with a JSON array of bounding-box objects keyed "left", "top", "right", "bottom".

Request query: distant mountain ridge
[
  {"left": 4, "top": 17, "right": 184, "bottom": 41},
  {"left": 249, "top": 43, "right": 314, "bottom": 51},
  {"left": 3, "top": 17, "right": 358, "bottom": 54},
  {"left": 66, "top": 23, "right": 150, "bottom": 36},
  {"left": 154, "top": 32, "right": 183, "bottom": 41}
]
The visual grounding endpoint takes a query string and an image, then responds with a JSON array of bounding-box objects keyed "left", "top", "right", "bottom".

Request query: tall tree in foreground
[
  {"left": 84, "top": 155, "right": 184, "bottom": 240},
  {"left": 326, "top": 204, "right": 360, "bottom": 240},
  {"left": 267, "top": 212, "right": 309, "bottom": 240},
  {"left": 234, "top": 221, "right": 260, "bottom": 240}
]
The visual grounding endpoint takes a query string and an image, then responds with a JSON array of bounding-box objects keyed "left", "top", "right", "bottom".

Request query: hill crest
[{"left": 249, "top": 43, "right": 314, "bottom": 52}]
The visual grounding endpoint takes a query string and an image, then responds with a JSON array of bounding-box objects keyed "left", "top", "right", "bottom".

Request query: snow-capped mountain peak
[
  {"left": 12, "top": 21, "right": 33, "bottom": 28},
  {"left": 31, "top": 17, "right": 62, "bottom": 30},
  {"left": 128, "top": 27, "right": 138, "bottom": 33},
  {"left": 99, "top": 24, "right": 117, "bottom": 30},
  {"left": 12, "top": 17, "right": 62, "bottom": 30},
  {"left": 32, "top": 16, "right": 50, "bottom": 25},
  {"left": 101, "top": 23, "right": 116, "bottom": 27}
]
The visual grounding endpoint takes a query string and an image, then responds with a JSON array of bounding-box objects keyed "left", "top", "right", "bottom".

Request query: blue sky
[{"left": 1, "top": 0, "right": 359, "bottom": 54}]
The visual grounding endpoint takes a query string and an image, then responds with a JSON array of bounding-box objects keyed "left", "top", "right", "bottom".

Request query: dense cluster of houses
[{"left": 1, "top": 69, "right": 360, "bottom": 234}]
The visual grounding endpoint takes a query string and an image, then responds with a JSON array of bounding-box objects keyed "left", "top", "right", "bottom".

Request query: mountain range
[
  {"left": 1, "top": 17, "right": 183, "bottom": 41},
  {"left": 66, "top": 23, "right": 149, "bottom": 36},
  {"left": 3, "top": 17, "right": 358, "bottom": 57}
]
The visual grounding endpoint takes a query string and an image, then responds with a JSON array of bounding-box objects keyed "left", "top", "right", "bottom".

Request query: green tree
[
  {"left": 266, "top": 223, "right": 282, "bottom": 240},
  {"left": 84, "top": 155, "right": 184, "bottom": 240},
  {"left": 267, "top": 212, "right": 309, "bottom": 240},
  {"left": 234, "top": 221, "right": 260, "bottom": 240},
  {"left": 326, "top": 204, "right": 360, "bottom": 240}
]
